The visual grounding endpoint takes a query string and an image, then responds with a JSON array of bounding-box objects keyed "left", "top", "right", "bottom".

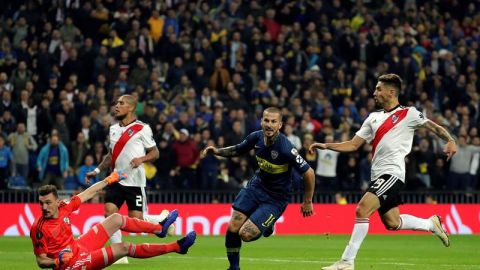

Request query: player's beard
[
  {"left": 114, "top": 113, "right": 126, "bottom": 121},
  {"left": 264, "top": 129, "right": 279, "bottom": 144}
]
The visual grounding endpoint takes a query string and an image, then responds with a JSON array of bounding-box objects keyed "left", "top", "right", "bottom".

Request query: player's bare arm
[
  {"left": 97, "top": 151, "right": 113, "bottom": 171},
  {"left": 35, "top": 253, "right": 56, "bottom": 268},
  {"left": 301, "top": 168, "right": 315, "bottom": 217},
  {"left": 131, "top": 146, "right": 159, "bottom": 168},
  {"left": 78, "top": 172, "right": 126, "bottom": 203},
  {"left": 84, "top": 152, "right": 112, "bottom": 184},
  {"left": 309, "top": 135, "right": 366, "bottom": 153},
  {"left": 420, "top": 120, "right": 457, "bottom": 160},
  {"left": 202, "top": 145, "right": 238, "bottom": 158}
]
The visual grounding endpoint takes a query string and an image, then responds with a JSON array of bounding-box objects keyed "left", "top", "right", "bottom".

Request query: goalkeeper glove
[
  {"left": 104, "top": 171, "right": 127, "bottom": 185},
  {"left": 54, "top": 248, "right": 73, "bottom": 267}
]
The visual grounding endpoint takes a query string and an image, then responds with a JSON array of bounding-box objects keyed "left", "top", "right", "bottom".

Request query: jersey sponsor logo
[
  {"left": 255, "top": 156, "right": 289, "bottom": 174},
  {"left": 128, "top": 128, "right": 134, "bottom": 137},
  {"left": 271, "top": 150, "right": 278, "bottom": 159},
  {"left": 64, "top": 217, "right": 70, "bottom": 225},
  {"left": 295, "top": 155, "right": 305, "bottom": 164},
  {"left": 371, "top": 108, "right": 409, "bottom": 156}
]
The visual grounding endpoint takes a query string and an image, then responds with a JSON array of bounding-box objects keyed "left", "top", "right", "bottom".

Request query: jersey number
[
  {"left": 136, "top": 195, "right": 143, "bottom": 207},
  {"left": 261, "top": 214, "right": 276, "bottom": 227},
  {"left": 372, "top": 178, "right": 385, "bottom": 189}
]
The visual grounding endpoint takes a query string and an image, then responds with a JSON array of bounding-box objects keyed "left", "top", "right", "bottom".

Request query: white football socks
[
  {"left": 341, "top": 218, "right": 369, "bottom": 263},
  {"left": 398, "top": 214, "right": 433, "bottom": 231},
  {"left": 110, "top": 229, "right": 122, "bottom": 244},
  {"left": 143, "top": 214, "right": 161, "bottom": 224}
]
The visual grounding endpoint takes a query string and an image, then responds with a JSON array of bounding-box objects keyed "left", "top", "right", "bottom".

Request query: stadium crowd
[{"left": 0, "top": 0, "right": 479, "bottom": 193}]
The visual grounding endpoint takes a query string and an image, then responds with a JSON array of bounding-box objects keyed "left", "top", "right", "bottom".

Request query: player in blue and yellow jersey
[{"left": 201, "top": 107, "right": 316, "bottom": 270}]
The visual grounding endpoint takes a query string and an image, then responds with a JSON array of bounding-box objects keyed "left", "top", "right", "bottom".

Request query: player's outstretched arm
[
  {"left": 309, "top": 135, "right": 366, "bottom": 153},
  {"left": 420, "top": 120, "right": 457, "bottom": 161},
  {"left": 301, "top": 168, "right": 315, "bottom": 217},
  {"left": 77, "top": 171, "right": 127, "bottom": 203},
  {"left": 201, "top": 145, "right": 238, "bottom": 158}
]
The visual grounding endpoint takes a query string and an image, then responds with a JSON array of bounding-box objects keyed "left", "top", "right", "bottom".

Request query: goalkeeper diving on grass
[
  {"left": 30, "top": 171, "right": 196, "bottom": 270},
  {"left": 201, "top": 107, "right": 315, "bottom": 270}
]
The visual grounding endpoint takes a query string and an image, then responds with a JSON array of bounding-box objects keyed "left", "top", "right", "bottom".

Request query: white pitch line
[{"left": 159, "top": 255, "right": 480, "bottom": 268}]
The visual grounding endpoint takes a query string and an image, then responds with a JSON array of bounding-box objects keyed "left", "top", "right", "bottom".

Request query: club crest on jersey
[
  {"left": 64, "top": 217, "right": 70, "bottom": 225},
  {"left": 392, "top": 115, "right": 399, "bottom": 123},
  {"left": 271, "top": 150, "right": 279, "bottom": 159},
  {"left": 127, "top": 128, "right": 134, "bottom": 137}
]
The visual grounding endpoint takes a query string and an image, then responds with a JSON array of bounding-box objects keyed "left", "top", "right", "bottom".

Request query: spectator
[
  {"left": 284, "top": 124, "right": 301, "bottom": 150},
  {"left": 198, "top": 139, "right": 220, "bottom": 189},
  {"left": 0, "top": 135, "right": 14, "bottom": 189},
  {"left": 314, "top": 135, "right": 340, "bottom": 190},
  {"left": 37, "top": 134, "right": 69, "bottom": 189},
  {"left": 8, "top": 122, "right": 37, "bottom": 182},
  {"left": 70, "top": 132, "right": 90, "bottom": 171},
  {"left": 77, "top": 154, "right": 98, "bottom": 189},
  {"left": 171, "top": 129, "right": 199, "bottom": 189}
]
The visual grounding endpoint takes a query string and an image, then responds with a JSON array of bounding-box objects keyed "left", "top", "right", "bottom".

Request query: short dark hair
[
  {"left": 263, "top": 107, "right": 283, "bottom": 120},
  {"left": 38, "top": 185, "right": 58, "bottom": 198},
  {"left": 378, "top": 73, "right": 402, "bottom": 96}
]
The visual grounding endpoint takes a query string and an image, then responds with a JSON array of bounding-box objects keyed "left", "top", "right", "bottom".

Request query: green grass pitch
[{"left": 2, "top": 234, "right": 479, "bottom": 269}]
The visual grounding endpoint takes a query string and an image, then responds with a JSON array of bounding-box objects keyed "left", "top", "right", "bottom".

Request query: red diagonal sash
[
  {"left": 111, "top": 124, "right": 144, "bottom": 170},
  {"left": 371, "top": 108, "right": 409, "bottom": 156}
]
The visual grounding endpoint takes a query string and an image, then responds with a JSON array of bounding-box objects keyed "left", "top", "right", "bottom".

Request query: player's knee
[
  {"left": 227, "top": 223, "right": 241, "bottom": 233},
  {"left": 239, "top": 231, "right": 253, "bottom": 242},
  {"left": 383, "top": 220, "right": 400, "bottom": 230},
  {"left": 239, "top": 229, "right": 260, "bottom": 242},
  {"left": 119, "top": 242, "right": 131, "bottom": 256},
  {"left": 105, "top": 209, "right": 118, "bottom": 217},
  {"left": 106, "top": 213, "right": 123, "bottom": 227},
  {"left": 355, "top": 205, "right": 369, "bottom": 218}
]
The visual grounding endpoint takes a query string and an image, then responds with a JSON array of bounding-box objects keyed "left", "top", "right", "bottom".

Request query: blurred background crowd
[{"left": 0, "top": 0, "right": 480, "bottom": 194}]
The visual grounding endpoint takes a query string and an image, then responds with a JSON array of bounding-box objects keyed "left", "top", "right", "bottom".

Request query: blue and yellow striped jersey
[{"left": 235, "top": 130, "right": 310, "bottom": 198}]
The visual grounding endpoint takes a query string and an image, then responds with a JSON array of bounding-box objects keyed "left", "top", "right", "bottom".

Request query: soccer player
[
  {"left": 85, "top": 95, "right": 166, "bottom": 263},
  {"left": 30, "top": 171, "right": 196, "bottom": 270},
  {"left": 201, "top": 107, "right": 316, "bottom": 270},
  {"left": 309, "top": 74, "right": 456, "bottom": 270}
]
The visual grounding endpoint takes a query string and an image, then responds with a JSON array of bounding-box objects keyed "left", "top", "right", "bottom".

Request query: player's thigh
[
  {"left": 104, "top": 202, "right": 119, "bottom": 216},
  {"left": 239, "top": 219, "right": 261, "bottom": 242},
  {"left": 232, "top": 187, "right": 260, "bottom": 218},
  {"left": 124, "top": 186, "right": 146, "bottom": 213},
  {"left": 368, "top": 175, "right": 404, "bottom": 216},
  {"left": 104, "top": 182, "right": 125, "bottom": 215},
  {"left": 356, "top": 192, "right": 380, "bottom": 218},
  {"left": 65, "top": 247, "right": 111, "bottom": 270},
  {"left": 85, "top": 247, "right": 116, "bottom": 270},
  {"left": 248, "top": 200, "right": 287, "bottom": 235},
  {"left": 76, "top": 223, "right": 110, "bottom": 251}
]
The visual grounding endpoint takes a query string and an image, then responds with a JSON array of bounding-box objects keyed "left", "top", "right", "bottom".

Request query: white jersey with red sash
[
  {"left": 355, "top": 105, "right": 428, "bottom": 183},
  {"left": 109, "top": 120, "right": 156, "bottom": 187}
]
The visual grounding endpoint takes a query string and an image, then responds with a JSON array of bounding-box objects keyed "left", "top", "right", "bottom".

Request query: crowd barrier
[
  {"left": 2, "top": 190, "right": 480, "bottom": 203},
  {"left": 2, "top": 203, "right": 479, "bottom": 236}
]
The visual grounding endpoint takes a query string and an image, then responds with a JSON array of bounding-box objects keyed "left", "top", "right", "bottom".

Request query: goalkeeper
[{"left": 30, "top": 171, "right": 196, "bottom": 270}]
